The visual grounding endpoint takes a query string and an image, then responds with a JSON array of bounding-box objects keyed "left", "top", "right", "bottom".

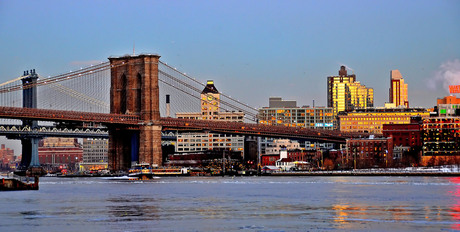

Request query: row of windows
[
  {"left": 178, "top": 134, "right": 243, "bottom": 138},
  {"left": 178, "top": 138, "right": 241, "bottom": 142},
  {"left": 341, "top": 117, "right": 409, "bottom": 121},
  {"left": 178, "top": 147, "right": 244, "bottom": 152},
  {"left": 342, "top": 122, "right": 382, "bottom": 125},
  {"left": 177, "top": 143, "right": 244, "bottom": 147},
  {"left": 346, "top": 112, "right": 428, "bottom": 116},
  {"left": 341, "top": 126, "right": 381, "bottom": 130}
]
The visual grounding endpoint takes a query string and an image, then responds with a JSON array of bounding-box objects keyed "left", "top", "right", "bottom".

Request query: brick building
[
  {"left": 382, "top": 116, "right": 422, "bottom": 147},
  {"left": 39, "top": 138, "right": 83, "bottom": 171},
  {"left": 346, "top": 137, "right": 393, "bottom": 168},
  {"left": 421, "top": 117, "right": 460, "bottom": 165},
  {"left": 0, "top": 144, "right": 15, "bottom": 169}
]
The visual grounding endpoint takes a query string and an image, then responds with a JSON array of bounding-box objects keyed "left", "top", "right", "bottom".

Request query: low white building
[
  {"left": 275, "top": 149, "right": 296, "bottom": 171},
  {"left": 266, "top": 139, "right": 300, "bottom": 154}
]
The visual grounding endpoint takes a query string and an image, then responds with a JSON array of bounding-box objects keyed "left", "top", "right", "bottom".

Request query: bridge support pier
[
  {"left": 108, "top": 129, "right": 135, "bottom": 171},
  {"left": 19, "top": 138, "right": 32, "bottom": 169},
  {"left": 109, "top": 54, "right": 162, "bottom": 171},
  {"left": 139, "top": 125, "right": 162, "bottom": 166},
  {"left": 29, "top": 137, "right": 40, "bottom": 167},
  {"left": 17, "top": 69, "right": 41, "bottom": 173}
]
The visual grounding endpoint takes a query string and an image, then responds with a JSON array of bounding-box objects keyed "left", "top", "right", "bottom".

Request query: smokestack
[{"left": 166, "top": 94, "right": 170, "bottom": 117}]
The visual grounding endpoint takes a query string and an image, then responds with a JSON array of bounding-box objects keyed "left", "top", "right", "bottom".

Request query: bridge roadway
[
  {"left": 0, "top": 106, "right": 364, "bottom": 143},
  {"left": 0, "top": 124, "right": 108, "bottom": 138},
  {"left": 0, "top": 124, "right": 177, "bottom": 143}
]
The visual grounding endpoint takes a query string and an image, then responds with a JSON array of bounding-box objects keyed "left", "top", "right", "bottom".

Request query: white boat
[{"left": 102, "top": 175, "right": 139, "bottom": 180}]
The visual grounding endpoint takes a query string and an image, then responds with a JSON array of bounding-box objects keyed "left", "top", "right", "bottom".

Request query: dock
[{"left": 1, "top": 173, "right": 39, "bottom": 191}]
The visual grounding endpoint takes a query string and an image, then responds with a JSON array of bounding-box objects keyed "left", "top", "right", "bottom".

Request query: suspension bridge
[{"left": 0, "top": 53, "right": 362, "bottom": 172}]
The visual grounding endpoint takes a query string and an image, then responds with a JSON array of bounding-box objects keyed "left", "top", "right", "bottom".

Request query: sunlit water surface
[{"left": 1, "top": 176, "right": 459, "bottom": 231}]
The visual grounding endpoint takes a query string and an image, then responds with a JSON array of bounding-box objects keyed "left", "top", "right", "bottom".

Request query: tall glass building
[{"left": 327, "top": 66, "right": 374, "bottom": 117}]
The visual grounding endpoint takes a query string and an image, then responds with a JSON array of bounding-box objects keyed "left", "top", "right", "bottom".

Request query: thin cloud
[{"left": 427, "top": 59, "right": 460, "bottom": 92}]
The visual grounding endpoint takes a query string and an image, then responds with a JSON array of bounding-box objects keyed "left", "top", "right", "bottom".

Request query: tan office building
[{"left": 339, "top": 108, "right": 430, "bottom": 134}]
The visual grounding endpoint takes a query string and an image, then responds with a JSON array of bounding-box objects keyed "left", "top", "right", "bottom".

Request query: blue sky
[{"left": 0, "top": 0, "right": 459, "bottom": 110}]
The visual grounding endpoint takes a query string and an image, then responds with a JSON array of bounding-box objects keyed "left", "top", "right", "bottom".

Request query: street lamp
[{"left": 385, "top": 149, "right": 388, "bottom": 168}]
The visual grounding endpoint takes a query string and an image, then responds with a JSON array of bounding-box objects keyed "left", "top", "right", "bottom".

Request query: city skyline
[{"left": 0, "top": 0, "right": 459, "bottom": 110}]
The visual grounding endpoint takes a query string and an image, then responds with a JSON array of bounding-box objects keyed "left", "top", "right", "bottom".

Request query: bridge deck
[{"left": 0, "top": 106, "right": 366, "bottom": 142}]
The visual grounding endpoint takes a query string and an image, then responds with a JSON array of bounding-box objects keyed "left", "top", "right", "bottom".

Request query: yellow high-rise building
[{"left": 327, "top": 66, "right": 374, "bottom": 116}]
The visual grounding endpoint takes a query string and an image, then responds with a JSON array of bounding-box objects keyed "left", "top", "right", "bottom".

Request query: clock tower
[{"left": 201, "top": 80, "right": 220, "bottom": 120}]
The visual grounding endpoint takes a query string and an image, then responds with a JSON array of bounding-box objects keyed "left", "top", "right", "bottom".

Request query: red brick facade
[
  {"left": 38, "top": 147, "right": 83, "bottom": 165},
  {"left": 346, "top": 137, "right": 393, "bottom": 168},
  {"left": 382, "top": 123, "right": 421, "bottom": 147}
]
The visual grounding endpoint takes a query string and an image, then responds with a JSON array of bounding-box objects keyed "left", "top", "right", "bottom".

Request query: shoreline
[
  {"left": 266, "top": 171, "right": 460, "bottom": 177},
  {"left": 44, "top": 171, "right": 460, "bottom": 178}
]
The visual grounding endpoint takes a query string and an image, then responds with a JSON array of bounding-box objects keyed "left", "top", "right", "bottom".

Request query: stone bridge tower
[{"left": 108, "top": 54, "right": 162, "bottom": 171}]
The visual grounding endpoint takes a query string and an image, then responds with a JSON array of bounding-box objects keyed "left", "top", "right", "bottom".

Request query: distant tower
[
  {"left": 389, "top": 70, "right": 409, "bottom": 108},
  {"left": 327, "top": 66, "right": 373, "bottom": 117},
  {"left": 201, "top": 80, "right": 220, "bottom": 120}
]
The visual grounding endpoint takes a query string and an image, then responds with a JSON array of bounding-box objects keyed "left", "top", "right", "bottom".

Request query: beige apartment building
[{"left": 175, "top": 80, "right": 245, "bottom": 154}]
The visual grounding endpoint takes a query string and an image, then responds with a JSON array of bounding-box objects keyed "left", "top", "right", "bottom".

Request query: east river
[{"left": 1, "top": 176, "right": 459, "bottom": 231}]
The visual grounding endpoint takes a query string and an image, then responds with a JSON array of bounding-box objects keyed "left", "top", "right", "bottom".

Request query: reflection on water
[
  {"left": 0, "top": 176, "right": 459, "bottom": 231},
  {"left": 448, "top": 177, "right": 460, "bottom": 230},
  {"left": 332, "top": 204, "right": 451, "bottom": 230},
  {"left": 107, "top": 195, "right": 159, "bottom": 221}
]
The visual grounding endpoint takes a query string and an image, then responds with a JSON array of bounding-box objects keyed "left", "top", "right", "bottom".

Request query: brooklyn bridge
[{"left": 0, "top": 54, "right": 363, "bottom": 172}]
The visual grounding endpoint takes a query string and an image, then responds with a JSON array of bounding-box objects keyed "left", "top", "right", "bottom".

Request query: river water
[{"left": 0, "top": 176, "right": 459, "bottom": 232}]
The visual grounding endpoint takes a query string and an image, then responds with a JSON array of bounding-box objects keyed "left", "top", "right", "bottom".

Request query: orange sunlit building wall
[
  {"left": 437, "top": 96, "right": 460, "bottom": 105},
  {"left": 389, "top": 70, "right": 409, "bottom": 108},
  {"left": 437, "top": 96, "right": 460, "bottom": 117},
  {"left": 339, "top": 108, "right": 430, "bottom": 134}
]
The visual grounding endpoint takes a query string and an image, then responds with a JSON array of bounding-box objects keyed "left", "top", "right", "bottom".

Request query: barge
[{"left": 129, "top": 163, "right": 189, "bottom": 179}]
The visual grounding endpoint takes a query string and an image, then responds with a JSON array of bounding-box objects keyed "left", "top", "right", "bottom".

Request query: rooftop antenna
[{"left": 133, "top": 41, "right": 135, "bottom": 56}]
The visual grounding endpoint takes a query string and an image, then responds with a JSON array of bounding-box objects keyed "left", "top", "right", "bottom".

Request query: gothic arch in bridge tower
[
  {"left": 119, "top": 73, "right": 127, "bottom": 114},
  {"left": 135, "top": 73, "right": 142, "bottom": 113},
  {"left": 108, "top": 54, "right": 163, "bottom": 171}
]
